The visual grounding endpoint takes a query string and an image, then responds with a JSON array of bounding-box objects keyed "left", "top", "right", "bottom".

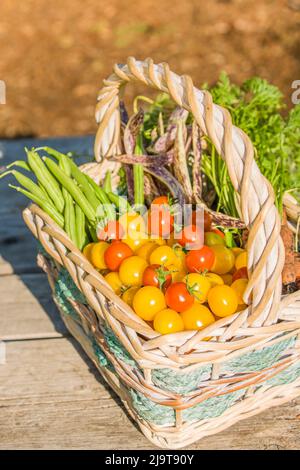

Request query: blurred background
[{"left": 0, "top": 0, "right": 299, "bottom": 139}]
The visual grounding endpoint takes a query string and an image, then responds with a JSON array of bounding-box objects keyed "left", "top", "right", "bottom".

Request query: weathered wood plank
[
  {"left": 0, "top": 136, "right": 93, "bottom": 275},
  {"left": 0, "top": 338, "right": 299, "bottom": 450},
  {"left": 0, "top": 273, "right": 66, "bottom": 338}
]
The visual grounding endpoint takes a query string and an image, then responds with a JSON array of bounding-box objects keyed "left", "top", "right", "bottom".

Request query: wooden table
[{"left": 0, "top": 137, "right": 299, "bottom": 450}]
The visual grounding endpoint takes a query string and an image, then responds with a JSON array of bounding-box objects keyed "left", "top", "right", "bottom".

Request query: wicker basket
[{"left": 22, "top": 58, "right": 300, "bottom": 449}]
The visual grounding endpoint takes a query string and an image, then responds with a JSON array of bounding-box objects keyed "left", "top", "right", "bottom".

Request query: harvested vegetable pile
[{"left": 1, "top": 74, "right": 299, "bottom": 334}]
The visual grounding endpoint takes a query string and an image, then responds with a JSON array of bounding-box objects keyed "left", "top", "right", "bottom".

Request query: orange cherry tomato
[
  {"left": 165, "top": 282, "right": 194, "bottom": 312},
  {"left": 153, "top": 309, "right": 184, "bottom": 334},
  {"left": 104, "top": 241, "right": 133, "bottom": 271},
  {"left": 207, "top": 285, "right": 238, "bottom": 317},
  {"left": 232, "top": 266, "right": 248, "bottom": 282},
  {"left": 142, "top": 264, "right": 172, "bottom": 290},
  {"left": 97, "top": 220, "right": 124, "bottom": 241},
  {"left": 151, "top": 196, "right": 170, "bottom": 206},
  {"left": 133, "top": 286, "right": 166, "bottom": 321},
  {"left": 186, "top": 245, "right": 215, "bottom": 273},
  {"left": 148, "top": 206, "right": 174, "bottom": 238},
  {"left": 181, "top": 304, "right": 215, "bottom": 331},
  {"left": 177, "top": 224, "right": 203, "bottom": 249}
]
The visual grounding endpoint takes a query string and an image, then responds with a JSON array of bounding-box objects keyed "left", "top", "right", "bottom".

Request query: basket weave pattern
[{"left": 22, "top": 58, "right": 300, "bottom": 448}]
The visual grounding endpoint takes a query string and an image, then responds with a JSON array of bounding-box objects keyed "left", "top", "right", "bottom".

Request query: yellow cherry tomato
[
  {"left": 133, "top": 286, "right": 166, "bottom": 321},
  {"left": 119, "top": 256, "right": 148, "bottom": 286},
  {"left": 123, "top": 232, "right": 149, "bottom": 252},
  {"left": 183, "top": 273, "right": 211, "bottom": 304},
  {"left": 181, "top": 304, "right": 215, "bottom": 331},
  {"left": 118, "top": 212, "right": 146, "bottom": 236},
  {"left": 210, "top": 245, "right": 235, "bottom": 275},
  {"left": 104, "top": 272, "right": 123, "bottom": 294},
  {"left": 173, "top": 246, "right": 187, "bottom": 272},
  {"left": 204, "top": 232, "right": 226, "bottom": 246},
  {"left": 232, "top": 247, "right": 245, "bottom": 258},
  {"left": 235, "top": 251, "right": 248, "bottom": 270},
  {"left": 90, "top": 241, "right": 109, "bottom": 269},
  {"left": 136, "top": 241, "right": 159, "bottom": 262},
  {"left": 168, "top": 264, "right": 186, "bottom": 282},
  {"left": 207, "top": 285, "right": 238, "bottom": 317},
  {"left": 204, "top": 272, "right": 224, "bottom": 287},
  {"left": 121, "top": 286, "right": 140, "bottom": 307},
  {"left": 231, "top": 278, "right": 248, "bottom": 305},
  {"left": 149, "top": 245, "right": 177, "bottom": 266},
  {"left": 153, "top": 308, "right": 184, "bottom": 334},
  {"left": 220, "top": 273, "right": 233, "bottom": 285},
  {"left": 83, "top": 242, "right": 96, "bottom": 262}
]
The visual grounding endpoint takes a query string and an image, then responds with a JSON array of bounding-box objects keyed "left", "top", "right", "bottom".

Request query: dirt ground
[{"left": 0, "top": 0, "right": 299, "bottom": 139}]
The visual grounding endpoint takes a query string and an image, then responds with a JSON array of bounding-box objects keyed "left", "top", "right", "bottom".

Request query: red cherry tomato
[
  {"left": 211, "top": 228, "right": 225, "bottom": 238},
  {"left": 186, "top": 245, "right": 215, "bottom": 273},
  {"left": 97, "top": 220, "right": 124, "bottom": 241},
  {"left": 148, "top": 207, "right": 174, "bottom": 237},
  {"left": 165, "top": 282, "right": 194, "bottom": 312},
  {"left": 177, "top": 224, "right": 203, "bottom": 249},
  {"left": 142, "top": 264, "right": 172, "bottom": 290},
  {"left": 104, "top": 241, "right": 133, "bottom": 271},
  {"left": 192, "top": 210, "right": 211, "bottom": 232},
  {"left": 232, "top": 266, "right": 248, "bottom": 282}
]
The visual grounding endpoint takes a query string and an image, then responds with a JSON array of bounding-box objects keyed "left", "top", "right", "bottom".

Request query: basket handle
[{"left": 94, "top": 57, "right": 284, "bottom": 327}]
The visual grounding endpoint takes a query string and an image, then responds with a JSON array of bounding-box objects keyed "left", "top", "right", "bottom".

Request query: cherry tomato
[
  {"left": 192, "top": 210, "right": 211, "bottom": 231},
  {"left": 90, "top": 241, "right": 109, "bottom": 269},
  {"left": 148, "top": 206, "right": 174, "bottom": 237},
  {"left": 210, "top": 245, "right": 235, "bottom": 274},
  {"left": 165, "top": 282, "right": 194, "bottom": 312},
  {"left": 183, "top": 273, "right": 211, "bottom": 303},
  {"left": 119, "top": 212, "right": 146, "bottom": 238},
  {"left": 151, "top": 196, "right": 170, "bottom": 206},
  {"left": 181, "top": 304, "right": 215, "bottom": 331},
  {"left": 119, "top": 256, "right": 148, "bottom": 286},
  {"left": 211, "top": 228, "right": 225, "bottom": 238},
  {"left": 232, "top": 266, "right": 248, "bottom": 282},
  {"left": 123, "top": 232, "right": 149, "bottom": 252},
  {"left": 136, "top": 241, "right": 159, "bottom": 262},
  {"left": 231, "top": 247, "right": 245, "bottom": 258},
  {"left": 207, "top": 285, "right": 238, "bottom": 317},
  {"left": 104, "top": 241, "right": 133, "bottom": 271},
  {"left": 83, "top": 242, "right": 96, "bottom": 262},
  {"left": 235, "top": 251, "right": 248, "bottom": 270},
  {"left": 142, "top": 264, "right": 172, "bottom": 290},
  {"left": 177, "top": 224, "right": 203, "bottom": 249},
  {"left": 121, "top": 286, "right": 140, "bottom": 307},
  {"left": 204, "top": 231, "right": 226, "bottom": 246},
  {"left": 153, "top": 309, "right": 184, "bottom": 334},
  {"left": 231, "top": 278, "right": 248, "bottom": 304},
  {"left": 186, "top": 245, "right": 215, "bottom": 273},
  {"left": 104, "top": 272, "right": 123, "bottom": 294},
  {"left": 149, "top": 246, "right": 177, "bottom": 266},
  {"left": 173, "top": 246, "right": 187, "bottom": 272},
  {"left": 97, "top": 220, "right": 124, "bottom": 241},
  {"left": 220, "top": 273, "right": 233, "bottom": 285},
  {"left": 133, "top": 286, "right": 166, "bottom": 321},
  {"left": 204, "top": 272, "right": 224, "bottom": 287}
]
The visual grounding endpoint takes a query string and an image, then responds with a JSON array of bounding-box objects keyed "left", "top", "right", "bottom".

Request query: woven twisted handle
[{"left": 94, "top": 57, "right": 284, "bottom": 327}]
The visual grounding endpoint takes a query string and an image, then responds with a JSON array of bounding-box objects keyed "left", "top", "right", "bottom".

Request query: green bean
[
  {"left": 87, "top": 221, "right": 98, "bottom": 242},
  {"left": 103, "top": 171, "right": 112, "bottom": 193},
  {"left": 43, "top": 157, "right": 95, "bottom": 222},
  {"left": 107, "top": 192, "right": 131, "bottom": 214},
  {"left": 133, "top": 133, "right": 145, "bottom": 206},
  {"left": 8, "top": 184, "right": 64, "bottom": 227},
  {"left": 75, "top": 204, "right": 87, "bottom": 250},
  {"left": 6, "top": 160, "right": 31, "bottom": 171},
  {"left": 58, "top": 157, "right": 77, "bottom": 245},
  {"left": 26, "top": 149, "right": 65, "bottom": 213},
  {"left": 0, "top": 170, "right": 49, "bottom": 201},
  {"left": 84, "top": 174, "right": 116, "bottom": 221}
]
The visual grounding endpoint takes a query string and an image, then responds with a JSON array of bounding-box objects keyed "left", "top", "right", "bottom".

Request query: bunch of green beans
[{"left": 1, "top": 147, "right": 123, "bottom": 251}]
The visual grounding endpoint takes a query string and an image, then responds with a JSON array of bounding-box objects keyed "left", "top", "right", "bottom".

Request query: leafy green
[{"left": 202, "top": 73, "right": 300, "bottom": 215}]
